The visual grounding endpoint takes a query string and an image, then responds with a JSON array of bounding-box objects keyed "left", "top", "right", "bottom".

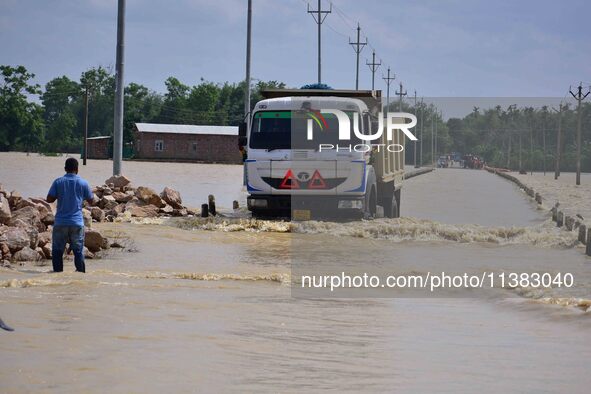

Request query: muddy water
[{"left": 1, "top": 153, "right": 591, "bottom": 392}]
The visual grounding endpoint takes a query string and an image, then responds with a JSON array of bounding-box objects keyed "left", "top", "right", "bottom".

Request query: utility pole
[
  {"left": 83, "top": 85, "right": 89, "bottom": 166},
  {"left": 112, "top": 0, "right": 125, "bottom": 176},
  {"left": 506, "top": 104, "right": 516, "bottom": 169},
  {"left": 382, "top": 67, "right": 395, "bottom": 110},
  {"left": 413, "top": 90, "right": 418, "bottom": 168},
  {"left": 431, "top": 109, "right": 434, "bottom": 166},
  {"left": 395, "top": 82, "right": 406, "bottom": 112},
  {"left": 349, "top": 23, "right": 366, "bottom": 90},
  {"left": 569, "top": 84, "right": 590, "bottom": 185},
  {"left": 542, "top": 107, "right": 547, "bottom": 176},
  {"left": 435, "top": 109, "right": 439, "bottom": 162},
  {"left": 307, "top": 0, "right": 331, "bottom": 85},
  {"left": 552, "top": 103, "right": 563, "bottom": 180},
  {"left": 529, "top": 124, "right": 533, "bottom": 176},
  {"left": 419, "top": 98, "right": 424, "bottom": 166},
  {"left": 519, "top": 129, "right": 523, "bottom": 173},
  {"left": 244, "top": 0, "right": 252, "bottom": 117},
  {"left": 366, "top": 50, "right": 381, "bottom": 90}
]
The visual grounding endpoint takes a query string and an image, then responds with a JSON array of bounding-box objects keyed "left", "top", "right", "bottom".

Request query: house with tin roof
[{"left": 133, "top": 123, "right": 241, "bottom": 164}]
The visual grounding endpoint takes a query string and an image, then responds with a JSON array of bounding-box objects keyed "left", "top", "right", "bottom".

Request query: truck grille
[{"left": 262, "top": 177, "right": 346, "bottom": 190}]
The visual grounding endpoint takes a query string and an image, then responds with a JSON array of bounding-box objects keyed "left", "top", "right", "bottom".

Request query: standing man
[{"left": 46, "top": 158, "right": 94, "bottom": 273}]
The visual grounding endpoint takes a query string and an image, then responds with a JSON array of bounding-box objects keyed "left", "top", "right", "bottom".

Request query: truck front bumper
[{"left": 247, "top": 195, "right": 365, "bottom": 219}]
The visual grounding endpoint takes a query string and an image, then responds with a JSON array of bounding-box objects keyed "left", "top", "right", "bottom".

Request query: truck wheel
[
  {"left": 384, "top": 194, "right": 398, "bottom": 218},
  {"left": 365, "top": 187, "right": 377, "bottom": 219}
]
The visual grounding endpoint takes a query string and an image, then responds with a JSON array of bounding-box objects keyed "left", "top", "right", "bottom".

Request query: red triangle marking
[
  {"left": 308, "top": 170, "right": 327, "bottom": 189},
  {"left": 279, "top": 169, "right": 300, "bottom": 189}
]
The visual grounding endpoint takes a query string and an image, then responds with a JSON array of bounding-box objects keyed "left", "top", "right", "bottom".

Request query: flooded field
[{"left": 1, "top": 153, "right": 590, "bottom": 392}]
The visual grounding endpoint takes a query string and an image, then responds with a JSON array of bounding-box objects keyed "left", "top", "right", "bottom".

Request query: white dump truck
[{"left": 239, "top": 89, "right": 405, "bottom": 219}]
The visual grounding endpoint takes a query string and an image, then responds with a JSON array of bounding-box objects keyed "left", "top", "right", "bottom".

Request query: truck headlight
[{"left": 338, "top": 200, "right": 362, "bottom": 209}]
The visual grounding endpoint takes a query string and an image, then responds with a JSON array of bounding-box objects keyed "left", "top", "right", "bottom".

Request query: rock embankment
[
  {"left": 88, "top": 175, "right": 194, "bottom": 221},
  {"left": 0, "top": 175, "right": 190, "bottom": 266},
  {"left": 0, "top": 185, "right": 108, "bottom": 266}
]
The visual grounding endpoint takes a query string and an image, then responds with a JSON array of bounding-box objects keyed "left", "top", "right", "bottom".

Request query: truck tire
[
  {"left": 365, "top": 187, "right": 377, "bottom": 219},
  {"left": 384, "top": 189, "right": 401, "bottom": 218},
  {"left": 384, "top": 194, "right": 398, "bottom": 218}
]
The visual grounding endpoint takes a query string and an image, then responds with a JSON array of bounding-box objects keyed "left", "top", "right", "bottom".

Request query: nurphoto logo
[{"left": 306, "top": 109, "right": 418, "bottom": 152}]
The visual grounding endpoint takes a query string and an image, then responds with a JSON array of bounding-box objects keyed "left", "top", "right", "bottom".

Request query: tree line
[
  {"left": 1, "top": 64, "right": 589, "bottom": 172},
  {"left": 0, "top": 65, "right": 284, "bottom": 154}
]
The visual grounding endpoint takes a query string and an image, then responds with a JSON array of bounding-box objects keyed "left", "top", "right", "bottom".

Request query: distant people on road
[{"left": 46, "top": 158, "right": 94, "bottom": 273}]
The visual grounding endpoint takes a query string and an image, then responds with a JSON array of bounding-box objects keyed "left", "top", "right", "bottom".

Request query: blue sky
[{"left": 2, "top": 0, "right": 589, "bottom": 98}]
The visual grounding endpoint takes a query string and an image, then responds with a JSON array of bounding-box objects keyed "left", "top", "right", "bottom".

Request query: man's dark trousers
[{"left": 52, "top": 225, "right": 85, "bottom": 272}]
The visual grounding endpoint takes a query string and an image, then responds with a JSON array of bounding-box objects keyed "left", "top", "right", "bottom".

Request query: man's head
[{"left": 65, "top": 158, "right": 79, "bottom": 174}]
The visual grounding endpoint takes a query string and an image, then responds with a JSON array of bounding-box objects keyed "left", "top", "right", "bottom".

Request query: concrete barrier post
[
  {"left": 208, "top": 194, "right": 216, "bottom": 216},
  {"left": 535, "top": 193, "right": 542, "bottom": 204},
  {"left": 201, "top": 203, "right": 209, "bottom": 217},
  {"left": 565, "top": 216, "right": 574, "bottom": 231},
  {"left": 587, "top": 231, "right": 591, "bottom": 257},
  {"left": 233, "top": 200, "right": 239, "bottom": 210},
  {"left": 557, "top": 211, "right": 564, "bottom": 227},
  {"left": 578, "top": 224, "right": 587, "bottom": 244}
]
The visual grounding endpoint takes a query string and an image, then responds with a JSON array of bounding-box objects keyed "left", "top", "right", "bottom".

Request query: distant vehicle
[
  {"left": 437, "top": 156, "right": 449, "bottom": 168},
  {"left": 462, "top": 154, "right": 484, "bottom": 169}
]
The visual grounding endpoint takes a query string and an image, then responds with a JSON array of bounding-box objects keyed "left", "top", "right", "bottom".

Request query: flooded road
[{"left": 1, "top": 153, "right": 590, "bottom": 392}]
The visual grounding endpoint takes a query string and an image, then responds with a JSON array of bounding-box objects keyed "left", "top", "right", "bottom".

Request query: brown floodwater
[{"left": 1, "top": 153, "right": 590, "bottom": 392}]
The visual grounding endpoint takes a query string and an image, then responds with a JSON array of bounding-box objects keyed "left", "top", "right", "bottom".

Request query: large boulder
[
  {"left": 0, "top": 242, "right": 11, "bottom": 260},
  {"left": 160, "top": 187, "right": 183, "bottom": 209},
  {"left": 105, "top": 175, "right": 131, "bottom": 189},
  {"left": 0, "top": 194, "right": 11, "bottom": 225},
  {"left": 90, "top": 206, "right": 105, "bottom": 222},
  {"left": 159, "top": 205, "right": 174, "bottom": 215},
  {"left": 41, "top": 244, "right": 52, "bottom": 259},
  {"left": 111, "top": 191, "right": 134, "bottom": 203},
  {"left": 85, "top": 229, "right": 107, "bottom": 253},
  {"left": 9, "top": 206, "right": 41, "bottom": 228},
  {"left": 8, "top": 191, "right": 22, "bottom": 210},
  {"left": 37, "top": 231, "right": 52, "bottom": 248},
  {"left": 2, "top": 227, "right": 31, "bottom": 253},
  {"left": 11, "top": 220, "right": 39, "bottom": 249},
  {"left": 135, "top": 186, "right": 165, "bottom": 207},
  {"left": 13, "top": 246, "right": 42, "bottom": 262},
  {"left": 99, "top": 195, "right": 118, "bottom": 210},
  {"left": 29, "top": 198, "right": 54, "bottom": 214},
  {"left": 129, "top": 205, "right": 159, "bottom": 218}
]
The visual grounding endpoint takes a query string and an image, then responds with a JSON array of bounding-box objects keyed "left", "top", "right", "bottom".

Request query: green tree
[
  {"left": 0, "top": 65, "right": 44, "bottom": 151},
  {"left": 41, "top": 75, "right": 80, "bottom": 152}
]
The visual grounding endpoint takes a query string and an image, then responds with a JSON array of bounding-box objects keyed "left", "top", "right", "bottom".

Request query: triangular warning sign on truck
[
  {"left": 308, "top": 170, "right": 327, "bottom": 189},
  {"left": 279, "top": 169, "right": 300, "bottom": 189}
]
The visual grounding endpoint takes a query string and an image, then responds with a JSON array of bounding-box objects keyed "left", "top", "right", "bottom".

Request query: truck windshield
[{"left": 249, "top": 110, "right": 361, "bottom": 150}]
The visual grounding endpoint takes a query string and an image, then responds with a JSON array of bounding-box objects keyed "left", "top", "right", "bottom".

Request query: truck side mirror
[{"left": 238, "top": 122, "right": 247, "bottom": 137}]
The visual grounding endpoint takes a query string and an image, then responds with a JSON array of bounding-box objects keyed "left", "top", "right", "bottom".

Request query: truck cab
[{"left": 243, "top": 89, "right": 404, "bottom": 220}]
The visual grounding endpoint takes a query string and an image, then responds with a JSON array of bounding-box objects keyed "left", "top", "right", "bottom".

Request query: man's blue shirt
[{"left": 48, "top": 173, "right": 93, "bottom": 227}]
